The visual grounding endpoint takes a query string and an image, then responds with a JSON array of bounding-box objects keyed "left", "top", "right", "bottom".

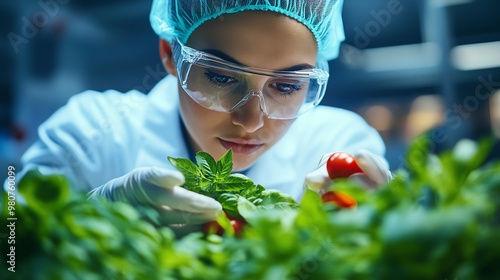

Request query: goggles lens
[{"left": 172, "top": 39, "right": 329, "bottom": 119}]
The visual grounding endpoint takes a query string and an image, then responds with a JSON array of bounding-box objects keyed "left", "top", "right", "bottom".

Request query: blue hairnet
[{"left": 150, "top": 0, "right": 345, "bottom": 61}]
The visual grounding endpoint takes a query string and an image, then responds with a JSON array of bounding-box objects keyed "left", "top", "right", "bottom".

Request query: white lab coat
[{"left": 19, "top": 75, "right": 386, "bottom": 201}]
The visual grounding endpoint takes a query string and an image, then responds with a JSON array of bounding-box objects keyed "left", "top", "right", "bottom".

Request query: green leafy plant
[
  {"left": 168, "top": 149, "right": 298, "bottom": 220},
  {"left": 1, "top": 170, "right": 178, "bottom": 280},
  {"left": 1, "top": 138, "right": 499, "bottom": 280}
]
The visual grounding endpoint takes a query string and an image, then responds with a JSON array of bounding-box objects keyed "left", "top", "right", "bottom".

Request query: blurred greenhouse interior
[{"left": 1, "top": 0, "right": 500, "bottom": 172}]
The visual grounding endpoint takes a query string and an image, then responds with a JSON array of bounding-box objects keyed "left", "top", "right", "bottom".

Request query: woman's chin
[{"left": 231, "top": 160, "right": 255, "bottom": 173}]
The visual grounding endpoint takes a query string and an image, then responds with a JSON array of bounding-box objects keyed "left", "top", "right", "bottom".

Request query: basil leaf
[
  {"left": 237, "top": 196, "right": 258, "bottom": 221},
  {"left": 195, "top": 151, "right": 217, "bottom": 180},
  {"left": 167, "top": 156, "right": 201, "bottom": 188},
  {"left": 218, "top": 193, "right": 240, "bottom": 218},
  {"left": 260, "top": 189, "right": 297, "bottom": 206},
  {"left": 217, "top": 173, "right": 254, "bottom": 192},
  {"left": 217, "top": 149, "right": 233, "bottom": 178}
]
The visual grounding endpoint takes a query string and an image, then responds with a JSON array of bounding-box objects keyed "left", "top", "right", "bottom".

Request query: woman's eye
[
  {"left": 205, "top": 71, "right": 237, "bottom": 86},
  {"left": 273, "top": 82, "right": 302, "bottom": 95},
  {"left": 214, "top": 75, "right": 235, "bottom": 84}
]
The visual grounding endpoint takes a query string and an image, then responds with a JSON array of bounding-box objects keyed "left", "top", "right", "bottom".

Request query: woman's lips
[{"left": 218, "top": 138, "right": 264, "bottom": 154}]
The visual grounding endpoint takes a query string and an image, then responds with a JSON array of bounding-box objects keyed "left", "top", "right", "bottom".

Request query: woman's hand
[
  {"left": 88, "top": 167, "right": 222, "bottom": 231},
  {"left": 305, "top": 149, "right": 392, "bottom": 191}
]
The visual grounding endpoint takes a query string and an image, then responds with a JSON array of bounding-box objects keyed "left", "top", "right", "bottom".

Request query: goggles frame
[{"left": 171, "top": 38, "right": 330, "bottom": 119}]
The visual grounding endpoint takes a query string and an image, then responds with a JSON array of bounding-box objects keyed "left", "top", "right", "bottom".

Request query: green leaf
[
  {"left": 463, "top": 137, "right": 494, "bottom": 171},
  {"left": 259, "top": 189, "right": 297, "bottom": 206},
  {"left": 18, "top": 169, "right": 71, "bottom": 213},
  {"left": 167, "top": 156, "right": 201, "bottom": 188},
  {"left": 380, "top": 208, "right": 473, "bottom": 243},
  {"left": 405, "top": 135, "right": 431, "bottom": 179},
  {"left": 217, "top": 149, "right": 233, "bottom": 178},
  {"left": 201, "top": 182, "right": 218, "bottom": 198},
  {"left": 329, "top": 205, "right": 376, "bottom": 229},
  {"left": 216, "top": 173, "right": 254, "bottom": 192},
  {"left": 237, "top": 196, "right": 258, "bottom": 222},
  {"left": 195, "top": 152, "right": 217, "bottom": 179},
  {"left": 295, "top": 189, "right": 327, "bottom": 230},
  {"left": 241, "top": 183, "right": 265, "bottom": 199},
  {"left": 216, "top": 210, "right": 235, "bottom": 237},
  {"left": 465, "top": 162, "right": 500, "bottom": 205},
  {"left": 217, "top": 193, "right": 240, "bottom": 218}
]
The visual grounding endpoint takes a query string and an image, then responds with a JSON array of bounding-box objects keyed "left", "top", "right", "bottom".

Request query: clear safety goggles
[{"left": 171, "top": 39, "right": 329, "bottom": 120}]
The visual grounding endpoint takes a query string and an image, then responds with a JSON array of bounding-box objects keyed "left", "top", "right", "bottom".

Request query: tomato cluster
[
  {"left": 202, "top": 212, "right": 247, "bottom": 236},
  {"left": 322, "top": 152, "right": 363, "bottom": 209}
]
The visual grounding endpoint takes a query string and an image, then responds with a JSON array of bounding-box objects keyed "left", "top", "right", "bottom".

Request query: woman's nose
[{"left": 230, "top": 94, "right": 265, "bottom": 133}]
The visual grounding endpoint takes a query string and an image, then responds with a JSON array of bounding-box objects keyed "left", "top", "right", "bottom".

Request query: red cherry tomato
[
  {"left": 202, "top": 220, "right": 225, "bottom": 236},
  {"left": 321, "top": 191, "right": 357, "bottom": 209},
  {"left": 230, "top": 219, "right": 247, "bottom": 236},
  {"left": 326, "top": 152, "right": 363, "bottom": 180},
  {"left": 202, "top": 214, "right": 247, "bottom": 236}
]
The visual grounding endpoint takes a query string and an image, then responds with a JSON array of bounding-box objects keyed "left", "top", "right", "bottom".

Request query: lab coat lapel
[
  {"left": 247, "top": 132, "right": 298, "bottom": 191},
  {"left": 136, "top": 76, "right": 189, "bottom": 168}
]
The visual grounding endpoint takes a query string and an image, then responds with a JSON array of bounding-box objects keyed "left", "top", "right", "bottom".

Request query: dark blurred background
[{"left": 1, "top": 0, "right": 500, "bottom": 172}]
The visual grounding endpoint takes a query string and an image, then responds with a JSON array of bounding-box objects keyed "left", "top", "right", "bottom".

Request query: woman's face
[{"left": 177, "top": 11, "right": 317, "bottom": 171}]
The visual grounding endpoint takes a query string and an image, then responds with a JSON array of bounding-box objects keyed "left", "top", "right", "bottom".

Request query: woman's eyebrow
[
  {"left": 279, "top": 64, "right": 315, "bottom": 72},
  {"left": 202, "top": 49, "right": 315, "bottom": 71},
  {"left": 203, "top": 49, "right": 243, "bottom": 65}
]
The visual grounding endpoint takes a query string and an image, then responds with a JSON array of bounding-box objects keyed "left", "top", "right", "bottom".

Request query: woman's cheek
[{"left": 259, "top": 119, "right": 295, "bottom": 143}]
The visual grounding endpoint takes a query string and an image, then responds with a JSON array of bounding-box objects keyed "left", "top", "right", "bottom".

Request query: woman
[{"left": 19, "top": 0, "right": 391, "bottom": 230}]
